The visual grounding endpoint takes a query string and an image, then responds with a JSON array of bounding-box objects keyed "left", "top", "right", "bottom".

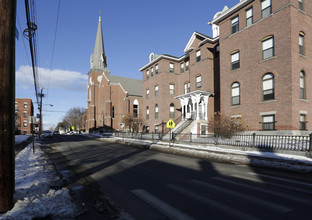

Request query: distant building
[
  {"left": 15, "top": 98, "right": 34, "bottom": 134},
  {"left": 86, "top": 15, "right": 142, "bottom": 132}
]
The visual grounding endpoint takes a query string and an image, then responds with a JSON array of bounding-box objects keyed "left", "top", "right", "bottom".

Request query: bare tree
[
  {"left": 122, "top": 113, "right": 142, "bottom": 133},
  {"left": 56, "top": 107, "right": 86, "bottom": 132}
]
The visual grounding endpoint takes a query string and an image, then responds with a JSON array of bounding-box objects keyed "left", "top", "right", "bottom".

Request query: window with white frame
[
  {"left": 231, "top": 82, "right": 240, "bottom": 106},
  {"left": 231, "top": 51, "right": 240, "bottom": 70},
  {"left": 151, "top": 67, "right": 154, "bottom": 76},
  {"left": 231, "top": 16, "right": 239, "bottom": 34},
  {"left": 261, "top": 0, "right": 272, "bottom": 19},
  {"left": 155, "top": 104, "right": 159, "bottom": 118},
  {"left": 169, "top": 103, "right": 175, "bottom": 118},
  {"left": 23, "top": 112, "right": 27, "bottom": 118},
  {"left": 262, "top": 115, "right": 275, "bottom": 130},
  {"left": 146, "top": 107, "right": 149, "bottom": 120},
  {"left": 146, "top": 69, "right": 150, "bottom": 79},
  {"left": 155, "top": 125, "right": 159, "bottom": 133},
  {"left": 133, "top": 99, "right": 139, "bottom": 118},
  {"left": 146, "top": 89, "right": 149, "bottom": 99},
  {"left": 184, "top": 82, "right": 190, "bottom": 94},
  {"left": 262, "top": 73, "right": 274, "bottom": 101},
  {"left": 262, "top": 36, "right": 274, "bottom": 59},
  {"left": 300, "top": 71, "right": 306, "bottom": 99},
  {"left": 169, "top": 63, "right": 174, "bottom": 73},
  {"left": 23, "top": 121, "right": 27, "bottom": 128},
  {"left": 155, "top": 85, "right": 158, "bottom": 96},
  {"left": 300, "top": 113, "right": 307, "bottom": 130},
  {"left": 299, "top": 0, "right": 304, "bottom": 11},
  {"left": 246, "top": 7, "right": 253, "bottom": 27},
  {"left": 180, "top": 63, "right": 184, "bottom": 73},
  {"left": 196, "top": 50, "right": 201, "bottom": 62},
  {"left": 155, "top": 64, "right": 159, "bottom": 74},
  {"left": 169, "top": 83, "right": 174, "bottom": 95},
  {"left": 196, "top": 75, "right": 202, "bottom": 88},
  {"left": 299, "top": 32, "right": 305, "bottom": 56},
  {"left": 24, "top": 103, "right": 27, "bottom": 109},
  {"left": 185, "top": 60, "right": 189, "bottom": 71}
]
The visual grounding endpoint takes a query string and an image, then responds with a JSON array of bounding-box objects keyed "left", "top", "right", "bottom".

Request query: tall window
[
  {"left": 262, "top": 115, "right": 275, "bottom": 130},
  {"left": 231, "top": 51, "right": 240, "bottom": 70},
  {"left": 185, "top": 60, "right": 189, "bottom": 71},
  {"left": 262, "top": 73, "right": 274, "bottom": 101},
  {"left": 184, "top": 82, "right": 190, "bottom": 94},
  {"left": 146, "top": 107, "right": 149, "bottom": 120},
  {"left": 231, "top": 16, "right": 239, "bottom": 34},
  {"left": 155, "top": 104, "right": 159, "bottom": 118},
  {"left": 231, "top": 82, "right": 240, "bottom": 106},
  {"left": 146, "top": 70, "right": 149, "bottom": 79},
  {"left": 299, "top": 0, "right": 304, "bottom": 11},
  {"left": 155, "top": 64, "right": 159, "bottom": 74},
  {"left": 196, "top": 75, "right": 202, "bottom": 88},
  {"left": 151, "top": 67, "right": 154, "bottom": 77},
  {"left": 299, "top": 32, "right": 305, "bottom": 56},
  {"left": 24, "top": 103, "right": 27, "bottom": 109},
  {"left": 155, "top": 85, "right": 159, "bottom": 96},
  {"left": 300, "top": 114, "right": 307, "bottom": 130},
  {"left": 300, "top": 71, "right": 306, "bottom": 99},
  {"left": 23, "top": 112, "right": 27, "bottom": 118},
  {"left": 133, "top": 99, "right": 138, "bottom": 118},
  {"left": 246, "top": 7, "right": 253, "bottom": 27},
  {"left": 146, "top": 89, "right": 149, "bottom": 99},
  {"left": 262, "top": 36, "right": 274, "bottom": 59},
  {"left": 169, "top": 83, "right": 175, "bottom": 95},
  {"left": 112, "top": 106, "right": 115, "bottom": 118},
  {"left": 155, "top": 125, "right": 159, "bottom": 133},
  {"left": 196, "top": 50, "right": 201, "bottom": 62},
  {"left": 169, "top": 103, "right": 175, "bottom": 118},
  {"left": 261, "top": 0, "right": 272, "bottom": 19},
  {"left": 169, "top": 63, "right": 174, "bottom": 73},
  {"left": 180, "top": 63, "right": 184, "bottom": 73}
]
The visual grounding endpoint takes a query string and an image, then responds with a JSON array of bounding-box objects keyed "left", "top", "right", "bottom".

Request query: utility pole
[
  {"left": 38, "top": 87, "right": 44, "bottom": 138},
  {"left": 0, "top": 0, "right": 16, "bottom": 212}
]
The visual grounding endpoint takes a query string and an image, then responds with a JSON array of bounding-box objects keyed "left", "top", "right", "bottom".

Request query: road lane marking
[
  {"left": 131, "top": 189, "right": 195, "bottom": 220},
  {"left": 248, "top": 172, "right": 312, "bottom": 187},
  {"left": 190, "top": 180, "right": 291, "bottom": 213},
  {"left": 213, "top": 177, "right": 311, "bottom": 204},
  {"left": 166, "top": 184, "right": 260, "bottom": 220}
]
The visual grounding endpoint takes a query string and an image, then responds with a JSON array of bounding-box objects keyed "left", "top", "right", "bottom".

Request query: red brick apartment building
[
  {"left": 210, "top": 0, "right": 312, "bottom": 134},
  {"left": 139, "top": 0, "right": 311, "bottom": 135},
  {"left": 15, "top": 98, "right": 34, "bottom": 134},
  {"left": 86, "top": 16, "right": 142, "bottom": 132},
  {"left": 139, "top": 32, "right": 220, "bottom": 134}
]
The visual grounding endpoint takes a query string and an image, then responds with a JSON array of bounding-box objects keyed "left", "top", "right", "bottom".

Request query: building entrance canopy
[{"left": 175, "top": 90, "right": 214, "bottom": 121}]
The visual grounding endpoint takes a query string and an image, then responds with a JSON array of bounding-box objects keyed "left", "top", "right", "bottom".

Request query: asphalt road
[{"left": 42, "top": 135, "right": 312, "bottom": 220}]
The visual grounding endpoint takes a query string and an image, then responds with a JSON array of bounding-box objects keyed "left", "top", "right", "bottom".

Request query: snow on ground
[{"left": 0, "top": 142, "right": 80, "bottom": 220}]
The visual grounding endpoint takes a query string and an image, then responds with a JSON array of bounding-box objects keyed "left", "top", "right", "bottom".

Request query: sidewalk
[{"left": 98, "top": 136, "right": 312, "bottom": 173}]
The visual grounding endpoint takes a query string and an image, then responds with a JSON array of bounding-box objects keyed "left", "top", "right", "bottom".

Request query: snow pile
[{"left": 0, "top": 143, "right": 80, "bottom": 220}]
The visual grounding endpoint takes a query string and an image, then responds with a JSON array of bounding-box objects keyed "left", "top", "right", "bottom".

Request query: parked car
[
  {"left": 53, "top": 130, "right": 60, "bottom": 135},
  {"left": 43, "top": 130, "right": 52, "bottom": 137}
]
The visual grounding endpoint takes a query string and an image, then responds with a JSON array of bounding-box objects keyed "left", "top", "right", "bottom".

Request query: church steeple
[{"left": 90, "top": 13, "right": 108, "bottom": 72}]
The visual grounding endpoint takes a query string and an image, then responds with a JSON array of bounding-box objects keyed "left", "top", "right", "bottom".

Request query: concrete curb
[{"left": 95, "top": 137, "right": 312, "bottom": 173}]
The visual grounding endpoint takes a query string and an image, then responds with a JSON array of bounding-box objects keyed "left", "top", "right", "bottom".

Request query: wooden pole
[{"left": 0, "top": 0, "right": 16, "bottom": 212}]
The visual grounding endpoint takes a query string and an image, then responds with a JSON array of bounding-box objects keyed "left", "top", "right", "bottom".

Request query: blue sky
[{"left": 15, "top": 0, "right": 237, "bottom": 130}]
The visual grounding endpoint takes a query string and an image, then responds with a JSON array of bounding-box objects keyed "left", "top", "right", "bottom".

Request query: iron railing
[{"left": 113, "top": 131, "right": 311, "bottom": 152}]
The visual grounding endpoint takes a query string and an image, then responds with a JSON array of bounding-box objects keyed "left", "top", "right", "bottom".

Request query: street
[{"left": 42, "top": 135, "right": 312, "bottom": 220}]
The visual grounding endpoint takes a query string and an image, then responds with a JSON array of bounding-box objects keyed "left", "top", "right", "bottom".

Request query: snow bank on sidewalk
[{"left": 0, "top": 143, "right": 80, "bottom": 220}]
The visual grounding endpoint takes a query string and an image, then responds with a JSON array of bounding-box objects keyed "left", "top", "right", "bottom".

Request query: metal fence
[{"left": 114, "top": 132, "right": 311, "bottom": 152}]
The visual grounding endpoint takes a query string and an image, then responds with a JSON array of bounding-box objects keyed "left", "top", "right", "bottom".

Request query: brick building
[
  {"left": 15, "top": 98, "right": 34, "bottom": 134},
  {"left": 139, "top": 32, "right": 219, "bottom": 134},
  {"left": 210, "top": 0, "right": 312, "bottom": 134},
  {"left": 86, "top": 15, "right": 142, "bottom": 133},
  {"left": 140, "top": 0, "right": 311, "bottom": 135}
]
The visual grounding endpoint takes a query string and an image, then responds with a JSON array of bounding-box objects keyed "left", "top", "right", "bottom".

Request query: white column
[
  {"left": 203, "top": 96, "right": 209, "bottom": 120},
  {"left": 201, "top": 100, "right": 205, "bottom": 120}
]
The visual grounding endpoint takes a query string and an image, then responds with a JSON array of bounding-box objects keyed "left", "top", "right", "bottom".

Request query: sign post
[{"left": 166, "top": 119, "right": 175, "bottom": 146}]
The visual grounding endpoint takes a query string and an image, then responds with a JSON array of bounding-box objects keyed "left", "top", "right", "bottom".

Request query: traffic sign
[{"left": 166, "top": 119, "right": 175, "bottom": 128}]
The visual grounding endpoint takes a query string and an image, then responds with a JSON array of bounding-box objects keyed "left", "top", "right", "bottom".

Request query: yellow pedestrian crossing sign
[{"left": 166, "top": 119, "right": 175, "bottom": 128}]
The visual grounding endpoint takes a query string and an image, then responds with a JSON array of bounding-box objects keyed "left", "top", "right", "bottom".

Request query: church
[{"left": 85, "top": 15, "right": 142, "bottom": 133}]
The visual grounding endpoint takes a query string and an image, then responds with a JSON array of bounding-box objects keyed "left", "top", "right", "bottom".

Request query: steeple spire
[{"left": 90, "top": 12, "right": 108, "bottom": 72}]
